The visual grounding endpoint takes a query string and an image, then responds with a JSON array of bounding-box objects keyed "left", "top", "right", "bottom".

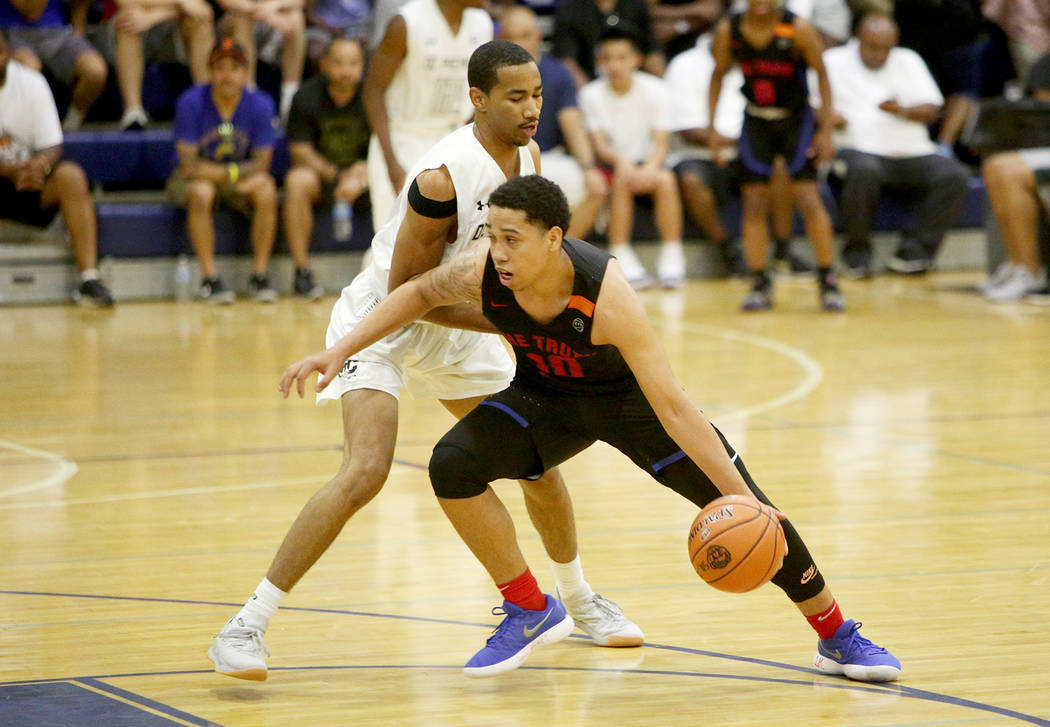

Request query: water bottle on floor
[
  {"left": 174, "top": 255, "right": 191, "bottom": 302},
  {"left": 333, "top": 199, "right": 353, "bottom": 242}
]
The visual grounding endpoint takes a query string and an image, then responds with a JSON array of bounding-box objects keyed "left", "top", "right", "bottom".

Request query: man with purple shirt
[{"left": 169, "top": 37, "right": 279, "bottom": 303}]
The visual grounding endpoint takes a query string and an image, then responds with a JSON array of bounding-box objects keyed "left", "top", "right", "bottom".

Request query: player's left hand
[
  {"left": 279, "top": 350, "right": 344, "bottom": 398},
  {"left": 808, "top": 127, "right": 834, "bottom": 166}
]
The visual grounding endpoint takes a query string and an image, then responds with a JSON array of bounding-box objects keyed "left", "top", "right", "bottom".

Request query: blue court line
[
  {"left": 2, "top": 589, "right": 1048, "bottom": 726},
  {"left": 74, "top": 678, "right": 223, "bottom": 727}
]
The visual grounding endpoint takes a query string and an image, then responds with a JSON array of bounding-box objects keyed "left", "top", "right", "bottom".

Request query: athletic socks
[
  {"left": 550, "top": 554, "right": 595, "bottom": 605},
  {"left": 498, "top": 568, "right": 547, "bottom": 611},
  {"left": 233, "top": 577, "right": 286, "bottom": 632},
  {"left": 807, "top": 599, "right": 845, "bottom": 640}
]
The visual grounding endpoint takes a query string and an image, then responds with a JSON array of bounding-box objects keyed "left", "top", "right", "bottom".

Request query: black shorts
[
  {"left": 436, "top": 381, "right": 775, "bottom": 510},
  {"left": 673, "top": 158, "right": 738, "bottom": 208},
  {"left": 738, "top": 106, "right": 817, "bottom": 184},
  {"left": 0, "top": 178, "right": 58, "bottom": 227}
]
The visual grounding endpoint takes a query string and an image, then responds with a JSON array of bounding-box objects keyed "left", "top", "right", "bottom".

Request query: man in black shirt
[
  {"left": 283, "top": 37, "right": 371, "bottom": 298},
  {"left": 280, "top": 174, "right": 901, "bottom": 683},
  {"left": 553, "top": 0, "right": 659, "bottom": 86}
]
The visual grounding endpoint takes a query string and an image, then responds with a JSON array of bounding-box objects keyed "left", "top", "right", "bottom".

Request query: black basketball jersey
[
  {"left": 481, "top": 237, "right": 635, "bottom": 396},
  {"left": 729, "top": 9, "right": 808, "bottom": 112}
]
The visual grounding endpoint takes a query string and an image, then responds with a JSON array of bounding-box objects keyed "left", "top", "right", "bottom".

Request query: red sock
[
  {"left": 497, "top": 568, "right": 547, "bottom": 611},
  {"left": 807, "top": 600, "right": 844, "bottom": 640}
]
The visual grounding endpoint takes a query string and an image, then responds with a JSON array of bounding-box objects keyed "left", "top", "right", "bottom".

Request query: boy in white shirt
[{"left": 579, "top": 25, "right": 685, "bottom": 289}]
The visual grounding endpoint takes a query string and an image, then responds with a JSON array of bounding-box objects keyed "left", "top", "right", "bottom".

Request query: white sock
[
  {"left": 551, "top": 554, "right": 594, "bottom": 604},
  {"left": 62, "top": 107, "right": 85, "bottom": 132},
  {"left": 80, "top": 268, "right": 99, "bottom": 282},
  {"left": 233, "top": 577, "right": 286, "bottom": 632}
]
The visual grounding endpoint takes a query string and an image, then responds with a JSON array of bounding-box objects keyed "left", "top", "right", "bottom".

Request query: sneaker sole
[
  {"left": 813, "top": 652, "right": 900, "bottom": 682},
  {"left": 207, "top": 645, "right": 268, "bottom": 681},
  {"left": 588, "top": 631, "right": 644, "bottom": 648},
  {"left": 463, "top": 613, "right": 575, "bottom": 678}
]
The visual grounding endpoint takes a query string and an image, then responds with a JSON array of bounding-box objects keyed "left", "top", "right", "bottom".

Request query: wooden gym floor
[{"left": 1, "top": 271, "right": 1048, "bottom": 726}]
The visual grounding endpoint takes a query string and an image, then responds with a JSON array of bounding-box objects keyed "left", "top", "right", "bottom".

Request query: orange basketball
[{"left": 687, "top": 495, "right": 787, "bottom": 593}]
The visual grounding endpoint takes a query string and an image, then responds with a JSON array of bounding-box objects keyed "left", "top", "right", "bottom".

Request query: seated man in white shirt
[
  {"left": 824, "top": 12, "right": 968, "bottom": 278},
  {"left": 580, "top": 24, "right": 683, "bottom": 289},
  {"left": 0, "top": 27, "right": 114, "bottom": 307}
]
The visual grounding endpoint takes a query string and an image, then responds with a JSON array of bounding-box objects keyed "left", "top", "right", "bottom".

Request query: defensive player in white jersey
[
  {"left": 208, "top": 40, "right": 643, "bottom": 682},
  {"left": 363, "top": 0, "right": 492, "bottom": 232}
]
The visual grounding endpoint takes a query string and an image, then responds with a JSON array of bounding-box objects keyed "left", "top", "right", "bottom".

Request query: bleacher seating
[{"left": 62, "top": 128, "right": 374, "bottom": 260}]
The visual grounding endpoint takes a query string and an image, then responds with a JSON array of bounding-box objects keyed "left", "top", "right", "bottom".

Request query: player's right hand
[{"left": 279, "top": 350, "right": 343, "bottom": 398}]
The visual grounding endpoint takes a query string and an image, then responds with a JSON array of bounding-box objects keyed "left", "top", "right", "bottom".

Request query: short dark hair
[
  {"left": 468, "top": 40, "right": 534, "bottom": 94},
  {"left": 489, "top": 175, "right": 571, "bottom": 234},
  {"left": 323, "top": 35, "right": 364, "bottom": 59},
  {"left": 597, "top": 22, "right": 642, "bottom": 53}
]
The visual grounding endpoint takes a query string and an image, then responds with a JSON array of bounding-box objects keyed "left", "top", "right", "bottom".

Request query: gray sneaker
[
  {"left": 249, "top": 274, "right": 278, "bottom": 303},
  {"left": 208, "top": 617, "right": 270, "bottom": 681},
  {"left": 199, "top": 277, "right": 235, "bottom": 304},
  {"left": 293, "top": 268, "right": 324, "bottom": 300},
  {"left": 558, "top": 590, "right": 644, "bottom": 647}
]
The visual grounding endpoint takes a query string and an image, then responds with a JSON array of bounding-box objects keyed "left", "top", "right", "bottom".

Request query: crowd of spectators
[{"left": 1, "top": 0, "right": 1049, "bottom": 307}]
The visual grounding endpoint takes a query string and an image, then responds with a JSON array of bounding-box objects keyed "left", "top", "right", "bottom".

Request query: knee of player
[
  {"left": 333, "top": 458, "right": 391, "bottom": 504},
  {"left": 429, "top": 443, "right": 488, "bottom": 499}
]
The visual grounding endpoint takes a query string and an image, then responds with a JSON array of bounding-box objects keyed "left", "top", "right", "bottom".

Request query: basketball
[{"left": 688, "top": 495, "right": 787, "bottom": 593}]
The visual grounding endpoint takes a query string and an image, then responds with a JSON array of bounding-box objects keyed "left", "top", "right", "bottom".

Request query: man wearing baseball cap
[{"left": 169, "top": 36, "right": 280, "bottom": 303}]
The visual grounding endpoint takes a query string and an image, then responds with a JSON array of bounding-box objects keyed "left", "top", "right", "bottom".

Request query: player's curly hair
[
  {"left": 468, "top": 40, "right": 535, "bottom": 94},
  {"left": 489, "top": 175, "right": 571, "bottom": 234}
]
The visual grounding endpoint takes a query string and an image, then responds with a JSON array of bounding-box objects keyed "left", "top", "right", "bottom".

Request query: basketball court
[{"left": 2, "top": 271, "right": 1048, "bottom": 726}]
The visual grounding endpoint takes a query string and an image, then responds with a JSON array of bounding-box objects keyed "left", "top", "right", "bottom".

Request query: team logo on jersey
[
  {"left": 476, "top": 200, "right": 489, "bottom": 212},
  {"left": 572, "top": 318, "right": 585, "bottom": 332}
]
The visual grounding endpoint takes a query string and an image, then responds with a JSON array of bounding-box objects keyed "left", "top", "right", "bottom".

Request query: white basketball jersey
[
  {"left": 365, "top": 124, "right": 536, "bottom": 294},
  {"left": 384, "top": 0, "right": 493, "bottom": 137}
]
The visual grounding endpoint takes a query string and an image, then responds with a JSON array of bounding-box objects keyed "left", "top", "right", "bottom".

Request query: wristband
[{"left": 228, "top": 163, "right": 240, "bottom": 183}]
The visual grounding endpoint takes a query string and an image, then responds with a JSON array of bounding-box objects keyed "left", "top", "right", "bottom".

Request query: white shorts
[
  {"left": 316, "top": 273, "right": 514, "bottom": 404},
  {"left": 540, "top": 147, "right": 585, "bottom": 210}
]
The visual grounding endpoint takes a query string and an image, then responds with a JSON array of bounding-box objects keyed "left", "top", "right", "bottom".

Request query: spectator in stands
[
  {"left": 893, "top": 0, "right": 982, "bottom": 158},
  {"left": 110, "top": 0, "right": 215, "bottom": 130},
  {"left": 0, "top": 0, "right": 107, "bottom": 130},
  {"left": 363, "top": 0, "right": 491, "bottom": 232},
  {"left": 710, "top": 0, "right": 844, "bottom": 312},
  {"left": 664, "top": 29, "right": 748, "bottom": 277},
  {"left": 980, "top": 51, "right": 1050, "bottom": 303},
  {"left": 283, "top": 36, "right": 370, "bottom": 299},
  {"left": 498, "top": 5, "right": 608, "bottom": 239},
  {"left": 580, "top": 24, "right": 684, "bottom": 288},
  {"left": 303, "top": 0, "right": 369, "bottom": 68},
  {"left": 825, "top": 12, "right": 968, "bottom": 278},
  {"left": 553, "top": 0, "right": 658, "bottom": 87},
  {"left": 170, "top": 37, "right": 279, "bottom": 303},
  {"left": 0, "top": 27, "right": 113, "bottom": 306},
  {"left": 983, "top": 0, "right": 1050, "bottom": 87},
  {"left": 218, "top": 0, "right": 306, "bottom": 119},
  {"left": 649, "top": 0, "right": 722, "bottom": 61}
]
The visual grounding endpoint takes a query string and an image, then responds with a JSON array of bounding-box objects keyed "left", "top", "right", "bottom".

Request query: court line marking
[
  {"left": 0, "top": 463, "right": 416, "bottom": 512},
  {"left": 73, "top": 678, "right": 215, "bottom": 726},
  {"left": 0, "top": 440, "right": 78, "bottom": 498},
  {"left": 653, "top": 320, "right": 825, "bottom": 423},
  {"left": 1, "top": 590, "right": 1047, "bottom": 726}
]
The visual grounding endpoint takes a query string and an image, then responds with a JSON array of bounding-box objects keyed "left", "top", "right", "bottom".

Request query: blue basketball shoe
[
  {"left": 814, "top": 620, "right": 901, "bottom": 682},
  {"left": 464, "top": 595, "right": 575, "bottom": 677}
]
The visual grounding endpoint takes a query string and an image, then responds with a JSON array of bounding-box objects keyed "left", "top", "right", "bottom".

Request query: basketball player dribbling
[
  {"left": 208, "top": 41, "right": 643, "bottom": 682},
  {"left": 281, "top": 174, "right": 902, "bottom": 682}
]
